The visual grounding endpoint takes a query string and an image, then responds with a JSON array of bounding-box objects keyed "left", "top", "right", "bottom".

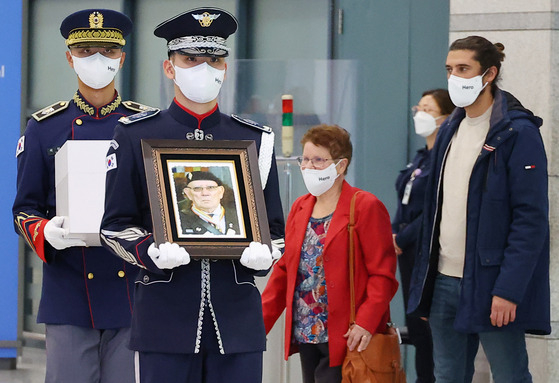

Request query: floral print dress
[{"left": 292, "top": 213, "right": 333, "bottom": 344}]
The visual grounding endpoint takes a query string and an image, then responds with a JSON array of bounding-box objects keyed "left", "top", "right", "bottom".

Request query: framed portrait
[{"left": 141, "top": 139, "right": 271, "bottom": 259}]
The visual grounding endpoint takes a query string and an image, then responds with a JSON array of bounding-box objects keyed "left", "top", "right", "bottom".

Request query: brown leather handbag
[{"left": 341, "top": 191, "right": 406, "bottom": 383}]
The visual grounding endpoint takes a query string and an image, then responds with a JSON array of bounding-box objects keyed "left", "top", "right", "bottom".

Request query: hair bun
[{"left": 494, "top": 42, "right": 506, "bottom": 60}]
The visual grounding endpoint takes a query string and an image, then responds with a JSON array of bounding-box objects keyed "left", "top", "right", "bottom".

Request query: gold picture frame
[{"left": 141, "top": 139, "right": 271, "bottom": 259}]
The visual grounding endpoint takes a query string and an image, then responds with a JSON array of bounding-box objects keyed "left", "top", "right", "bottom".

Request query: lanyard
[{"left": 401, "top": 168, "right": 422, "bottom": 205}]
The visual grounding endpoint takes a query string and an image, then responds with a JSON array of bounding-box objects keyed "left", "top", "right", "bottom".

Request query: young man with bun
[{"left": 408, "top": 36, "right": 550, "bottom": 383}]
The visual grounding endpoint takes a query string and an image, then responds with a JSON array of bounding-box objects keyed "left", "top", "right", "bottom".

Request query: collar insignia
[{"left": 73, "top": 92, "right": 121, "bottom": 116}]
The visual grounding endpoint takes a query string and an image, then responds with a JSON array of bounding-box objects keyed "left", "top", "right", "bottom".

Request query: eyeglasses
[
  {"left": 296, "top": 156, "right": 337, "bottom": 168},
  {"left": 411, "top": 105, "right": 446, "bottom": 120},
  {"left": 186, "top": 186, "right": 220, "bottom": 193}
]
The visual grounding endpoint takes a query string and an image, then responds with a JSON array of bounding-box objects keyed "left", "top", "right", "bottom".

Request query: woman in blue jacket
[
  {"left": 392, "top": 88, "right": 454, "bottom": 383},
  {"left": 407, "top": 36, "right": 550, "bottom": 383}
]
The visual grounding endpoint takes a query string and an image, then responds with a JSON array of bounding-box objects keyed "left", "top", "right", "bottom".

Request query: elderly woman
[{"left": 262, "top": 124, "right": 399, "bottom": 383}]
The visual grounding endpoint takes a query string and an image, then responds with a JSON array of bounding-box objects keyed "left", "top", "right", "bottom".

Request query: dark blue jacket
[
  {"left": 407, "top": 89, "right": 550, "bottom": 335},
  {"left": 12, "top": 91, "right": 141, "bottom": 329},
  {"left": 100, "top": 100, "right": 285, "bottom": 354},
  {"left": 392, "top": 147, "right": 431, "bottom": 251},
  {"left": 392, "top": 147, "right": 431, "bottom": 308}
]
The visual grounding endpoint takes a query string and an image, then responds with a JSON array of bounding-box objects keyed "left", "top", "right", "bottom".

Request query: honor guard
[
  {"left": 12, "top": 9, "right": 151, "bottom": 383},
  {"left": 100, "top": 7, "right": 285, "bottom": 383}
]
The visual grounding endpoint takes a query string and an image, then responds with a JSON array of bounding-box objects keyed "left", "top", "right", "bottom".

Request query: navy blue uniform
[
  {"left": 392, "top": 147, "right": 435, "bottom": 383},
  {"left": 12, "top": 91, "right": 145, "bottom": 329},
  {"left": 100, "top": 101, "right": 285, "bottom": 355}
]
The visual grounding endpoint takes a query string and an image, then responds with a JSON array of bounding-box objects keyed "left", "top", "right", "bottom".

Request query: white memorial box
[{"left": 55, "top": 140, "right": 111, "bottom": 246}]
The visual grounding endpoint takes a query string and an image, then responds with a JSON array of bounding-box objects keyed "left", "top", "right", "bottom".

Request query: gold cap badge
[
  {"left": 192, "top": 12, "right": 220, "bottom": 27},
  {"left": 89, "top": 11, "right": 104, "bottom": 29}
]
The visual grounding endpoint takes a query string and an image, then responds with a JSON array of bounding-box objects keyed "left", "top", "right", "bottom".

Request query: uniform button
[
  {"left": 76, "top": 119, "right": 83, "bottom": 125},
  {"left": 118, "top": 270, "right": 125, "bottom": 278},
  {"left": 143, "top": 275, "right": 150, "bottom": 283},
  {"left": 87, "top": 273, "right": 94, "bottom": 279},
  {"left": 497, "top": 136, "right": 501, "bottom": 140}
]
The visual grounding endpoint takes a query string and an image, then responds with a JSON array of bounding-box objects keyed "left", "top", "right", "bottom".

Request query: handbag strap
[
  {"left": 348, "top": 191, "right": 361, "bottom": 324},
  {"left": 348, "top": 191, "right": 392, "bottom": 329}
]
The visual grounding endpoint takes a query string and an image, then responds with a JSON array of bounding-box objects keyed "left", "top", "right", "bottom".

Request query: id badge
[{"left": 402, "top": 180, "right": 413, "bottom": 205}]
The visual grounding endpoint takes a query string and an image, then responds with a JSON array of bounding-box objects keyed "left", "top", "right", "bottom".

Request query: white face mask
[
  {"left": 172, "top": 62, "right": 225, "bottom": 104},
  {"left": 72, "top": 53, "right": 121, "bottom": 89},
  {"left": 301, "top": 161, "right": 340, "bottom": 197},
  {"left": 447, "top": 69, "right": 489, "bottom": 108},
  {"left": 413, "top": 111, "right": 441, "bottom": 138}
]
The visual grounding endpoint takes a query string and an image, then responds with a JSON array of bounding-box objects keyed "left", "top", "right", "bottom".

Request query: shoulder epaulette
[
  {"left": 122, "top": 100, "right": 157, "bottom": 113},
  {"left": 32, "top": 101, "right": 69, "bottom": 122},
  {"left": 118, "top": 108, "right": 160, "bottom": 125},
  {"left": 231, "top": 114, "right": 272, "bottom": 134}
]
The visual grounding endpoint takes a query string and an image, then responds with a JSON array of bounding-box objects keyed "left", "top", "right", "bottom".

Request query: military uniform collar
[
  {"left": 72, "top": 90, "right": 122, "bottom": 117},
  {"left": 169, "top": 99, "right": 221, "bottom": 130}
]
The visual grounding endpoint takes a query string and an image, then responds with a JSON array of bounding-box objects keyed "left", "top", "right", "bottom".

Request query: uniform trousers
[
  {"left": 298, "top": 343, "right": 342, "bottom": 383},
  {"left": 136, "top": 349, "right": 262, "bottom": 383},
  {"left": 135, "top": 306, "right": 263, "bottom": 383},
  {"left": 45, "top": 324, "right": 134, "bottom": 383},
  {"left": 429, "top": 274, "right": 532, "bottom": 383}
]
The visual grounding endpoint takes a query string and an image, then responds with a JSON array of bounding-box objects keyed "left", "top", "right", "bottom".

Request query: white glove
[
  {"left": 147, "top": 242, "right": 190, "bottom": 269},
  {"left": 44, "top": 216, "right": 87, "bottom": 250},
  {"left": 240, "top": 242, "right": 279, "bottom": 271},
  {"left": 271, "top": 240, "right": 283, "bottom": 261}
]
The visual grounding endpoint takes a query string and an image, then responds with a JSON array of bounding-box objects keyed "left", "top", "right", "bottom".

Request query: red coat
[{"left": 262, "top": 181, "right": 399, "bottom": 366}]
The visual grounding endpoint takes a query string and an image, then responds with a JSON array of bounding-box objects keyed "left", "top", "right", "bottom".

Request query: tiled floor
[{"left": 0, "top": 348, "right": 45, "bottom": 383}]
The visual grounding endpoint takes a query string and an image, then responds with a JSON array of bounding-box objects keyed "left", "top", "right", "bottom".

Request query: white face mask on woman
[
  {"left": 447, "top": 69, "right": 489, "bottom": 108},
  {"left": 301, "top": 161, "right": 341, "bottom": 197},
  {"left": 413, "top": 111, "right": 443, "bottom": 138},
  {"left": 72, "top": 53, "right": 121, "bottom": 89},
  {"left": 172, "top": 62, "right": 225, "bottom": 104}
]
